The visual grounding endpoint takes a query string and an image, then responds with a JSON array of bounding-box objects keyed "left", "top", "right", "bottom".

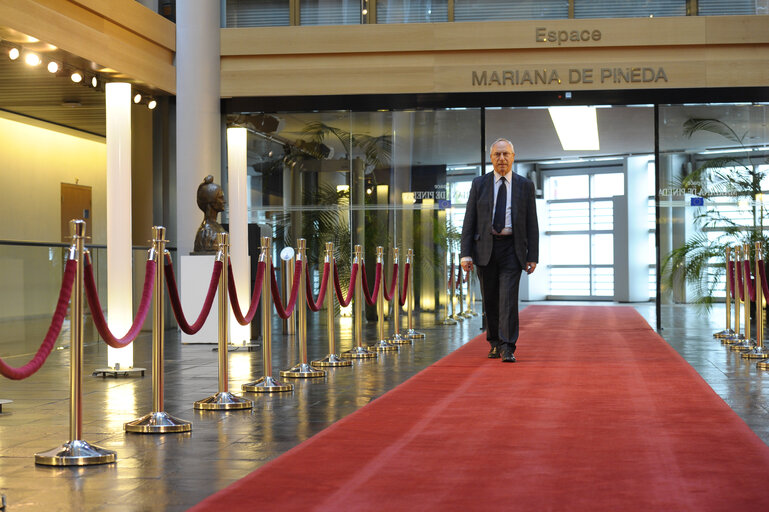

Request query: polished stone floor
[{"left": 0, "top": 301, "right": 768, "bottom": 511}]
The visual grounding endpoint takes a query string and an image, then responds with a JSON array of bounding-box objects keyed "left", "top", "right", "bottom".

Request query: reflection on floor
[{"left": 0, "top": 302, "right": 767, "bottom": 511}]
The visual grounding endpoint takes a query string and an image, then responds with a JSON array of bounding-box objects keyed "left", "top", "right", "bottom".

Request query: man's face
[{"left": 490, "top": 141, "right": 515, "bottom": 176}]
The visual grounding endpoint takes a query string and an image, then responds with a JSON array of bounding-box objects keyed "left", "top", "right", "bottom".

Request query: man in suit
[{"left": 460, "top": 138, "right": 539, "bottom": 363}]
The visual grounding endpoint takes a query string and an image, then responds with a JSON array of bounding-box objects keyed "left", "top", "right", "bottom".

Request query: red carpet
[{"left": 190, "top": 306, "right": 769, "bottom": 511}]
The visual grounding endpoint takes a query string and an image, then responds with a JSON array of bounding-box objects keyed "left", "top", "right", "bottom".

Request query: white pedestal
[{"left": 180, "top": 255, "right": 253, "bottom": 345}]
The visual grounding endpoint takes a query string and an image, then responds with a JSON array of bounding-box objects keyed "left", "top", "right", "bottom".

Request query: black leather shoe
[
  {"left": 488, "top": 346, "right": 500, "bottom": 359},
  {"left": 501, "top": 350, "right": 516, "bottom": 363}
]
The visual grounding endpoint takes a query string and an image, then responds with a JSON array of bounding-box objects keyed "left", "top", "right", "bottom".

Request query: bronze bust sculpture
[{"left": 193, "top": 175, "right": 227, "bottom": 254}]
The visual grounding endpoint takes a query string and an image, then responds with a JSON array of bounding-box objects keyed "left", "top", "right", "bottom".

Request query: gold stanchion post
[
  {"left": 714, "top": 246, "right": 735, "bottom": 339},
  {"left": 194, "top": 233, "right": 253, "bottom": 409},
  {"left": 745, "top": 241, "right": 769, "bottom": 360},
  {"left": 125, "top": 226, "right": 192, "bottom": 433},
  {"left": 312, "top": 242, "right": 352, "bottom": 367},
  {"left": 442, "top": 249, "right": 456, "bottom": 325},
  {"left": 372, "top": 246, "right": 398, "bottom": 352},
  {"left": 242, "top": 237, "right": 293, "bottom": 392},
  {"left": 404, "top": 248, "right": 425, "bottom": 339},
  {"left": 450, "top": 251, "right": 463, "bottom": 322},
  {"left": 731, "top": 243, "right": 756, "bottom": 352},
  {"left": 388, "top": 248, "right": 409, "bottom": 344},
  {"left": 343, "top": 245, "right": 377, "bottom": 359},
  {"left": 36, "top": 220, "right": 117, "bottom": 465},
  {"left": 281, "top": 239, "right": 326, "bottom": 377}
]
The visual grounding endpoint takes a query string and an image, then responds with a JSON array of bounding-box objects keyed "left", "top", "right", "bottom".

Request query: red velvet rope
[
  {"left": 333, "top": 262, "right": 358, "bottom": 307},
  {"left": 760, "top": 260, "right": 769, "bottom": 302},
  {"left": 737, "top": 257, "right": 745, "bottom": 301},
  {"left": 399, "top": 262, "right": 410, "bottom": 307},
  {"left": 744, "top": 259, "right": 756, "bottom": 302},
  {"left": 0, "top": 259, "right": 76, "bottom": 380},
  {"left": 306, "top": 262, "right": 330, "bottom": 312},
  {"left": 360, "top": 262, "right": 382, "bottom": 306},
  {"left": 228, "top": 260, "right": 265, "bottom": 325},
  {"left": 84, "top": 258, "right": 156, "bottom": 349},
  {"left": 270, "top": 260, "right": 303, "bottom": 319},
  {"left": 382, "top": 263, "right": 399, "bottom": 302},
  {"left": 728, "top": 260, "right": 735, "bottom": 300},
  {"left": 165, "top": 257, "right": 221, "bottom": 334}
]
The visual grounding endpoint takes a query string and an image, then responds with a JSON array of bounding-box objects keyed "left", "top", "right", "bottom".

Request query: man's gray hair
[{"left": 490, "top": 138, "right": 515, "bottom": 155}]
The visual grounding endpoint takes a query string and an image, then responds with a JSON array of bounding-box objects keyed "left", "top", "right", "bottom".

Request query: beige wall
[{"left": 221, "top": 15, "right": 769, "bottom": 97}]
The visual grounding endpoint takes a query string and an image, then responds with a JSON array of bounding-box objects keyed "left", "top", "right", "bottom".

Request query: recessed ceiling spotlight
[
  {"left": 24, "top": 53, "right": 41, "bottom": 66},
  {"left": 133, "top": 93, "right": 142, "bottom": 104},
  {"left": 70, "top": 71, "right": 82, "bottom": 83},
  {"left": 91, "top": 76, "right": 98, "bottom": 87},
  {"left": 47, "top": 61, "right": 59, "bottom": 73},
  {"left": 147, "top": 99, "right": 157, "bottom": 110},
  {"left": 8, "top": 47, "right": 19, "bottom": 60}
]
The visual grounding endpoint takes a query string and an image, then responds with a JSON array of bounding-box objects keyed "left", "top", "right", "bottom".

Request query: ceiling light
[
  {"left": 24, "top": 52, "right": 41, "bottom": 66},
  {"left": 8, "top": 47, "right": 19, "bottom": 60},
  {"left": 362, "top": 8, "right": 368, "bottom": 15},
  {"left": 70, "top": 71, "right": 82, "bottom": 83},
  {"left": 91, "top": 76, "right": 98, "bottom": 87},
  {"left": 147, "top": 99, "right": 157, "bottom": 110},
  {"left": 133, "top": 93, "right": 141, "bottom": 103},
  {"left": 548, "top": 106, "right": 600, "bottom": 151},
  {"left": 47, "top": 61, "right": 59, "bottom": 73}
]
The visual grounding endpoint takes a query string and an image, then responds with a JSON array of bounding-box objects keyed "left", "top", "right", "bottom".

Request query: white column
[
  {"left": 105, "top": 82, "right": 133, "bottom": 368},
  {"left": 227, "top": 127, "right": 250, "bottom": 344},
  {"left": 176, "top": 0, "right": 221, "bottom": 256}
]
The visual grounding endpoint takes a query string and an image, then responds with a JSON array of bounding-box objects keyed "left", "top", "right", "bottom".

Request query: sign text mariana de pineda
[{"left": 472, "top": 67, "right": 668, "bottom": 87}]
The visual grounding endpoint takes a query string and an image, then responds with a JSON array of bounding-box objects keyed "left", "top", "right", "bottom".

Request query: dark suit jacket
[{"left": 460, "top": 171, "right": 539, "bottom": 268}]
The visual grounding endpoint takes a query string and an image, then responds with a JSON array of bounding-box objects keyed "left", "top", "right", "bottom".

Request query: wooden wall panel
[
  {"left": 221, "top": 15, "right": 769, "bottom": 98},
  {"left": 0, "top": 0, "right": 175, "bottom": 93}
]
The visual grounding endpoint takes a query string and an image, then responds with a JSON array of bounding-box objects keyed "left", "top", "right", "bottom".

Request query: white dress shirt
[{"left": 492, "top": 171, "right": 513, "bottom": 235}]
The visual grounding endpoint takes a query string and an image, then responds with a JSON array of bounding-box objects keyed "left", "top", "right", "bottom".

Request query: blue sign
[
  {"left": 690, "top": 197, "right": 704, "bottom": 206},
  {"left": 438, "top": 200, "right": 451, "bottom": 209}
]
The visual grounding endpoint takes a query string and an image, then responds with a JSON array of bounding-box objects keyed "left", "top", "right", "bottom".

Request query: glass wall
[
  {"left": 657, "top": 103, "right": 769, "bottom": 306},
  {"left": 227, "top": 109, "right": 481, "bottom": 313}
]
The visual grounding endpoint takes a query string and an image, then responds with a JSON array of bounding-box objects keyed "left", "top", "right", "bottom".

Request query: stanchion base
[
  {"left": 729, "top": 341, "right": 756, "bottom": 352},
  {"left": 35, "top": 439, "right": 116, "bottom": 466},
  {"left": 442, "top": 318, "right": 457, "bottom": 325},
  {"left": 124, "top": 411, "right": 192, "bottom": 434},
  {"left": 194, "top": 391, "right": 253, "bottom": 410},
  {"left": 741, "top": 347, "right": 769, "bottom": 359},
  {"left": 461, "top": 311, "right": 473, "bottom": 318},
  {"left": 714, "top": 329, "right": 736, "bottom": 339},
  {"left": 388, "top": 333, "right": 411, "bottom": 345},
  {"left": 312, "top": 354, "right": 352, "bottom": 367},
  {"left": 720, "top": 335, "right": 744, "bottom": 345},
  {"left": 92, "top": 367, "right": 146, "bottom": 378},
  {"left": 371, "top": 340, "right": 399, "bottom": 352},
  {"left": 0, "top": 399, "right": 11, "bottom": 413},
  {"left": 451, "top": 315, "right": 464, "bottom": 322},
  {"left": 757, "top": 359, "right": 769, "bottom": 370},
  {"left": 242, "top": 376, "right": 294, "bottom": 393},
  {"left": 342, "top": 346, "right": 377, "bottom": 359},
  {"left": 280, "top": 363, "right": 326, "bottom": 378},
  {"left": 405, "top": 329, "right": 425, "bottom": 339}
]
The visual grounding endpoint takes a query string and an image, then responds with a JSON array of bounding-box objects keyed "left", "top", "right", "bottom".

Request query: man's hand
[
  {"left": 461, "top": 259, "right": 474, "bottom": 273},
  {"left": 526, "top": 262, "right": 537, "bottom": 274}
]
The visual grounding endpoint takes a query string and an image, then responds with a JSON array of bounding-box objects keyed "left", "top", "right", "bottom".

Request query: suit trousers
[{"left": 477, "top": 236, "right": 523, "bottom": 354}]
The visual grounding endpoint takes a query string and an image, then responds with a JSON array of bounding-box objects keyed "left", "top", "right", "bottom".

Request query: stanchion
[
  {"left": 467, "top": 267, "right": 479, "bottom": 316},
  {"left": 730, "top": 243, "right": 755, "bottom": 352},
  {"left": 312, "top": 242, "right": 352, "bottom": 367},
  {"left": 194, "top": 233, "right": 253, "bottom": 409},
  {"left": 36, "top": 220, "right": 117, "bottom": 465},
  {"left": 125, "top": 227, "right": 192, "bottom": 433},
  {"left": 343, "top": 245, "right": 377, "bottom": 359},
  {"left": 745, "top": 241, "right": 769, "bottom": 359},
  {"left": 404, "top": 249, "right": 425, "bottom": 339},
  {"left": 281, "top": 239, "right": 326, "bottom": 377},
  {"left": 442, "top": 249, "right": 456, "bottom": 326},
  {"left": 450, "top": 252, "right": 463, "bottom": 322},
  {"left": 242, "top": 237, "right": 294, "bottom": 392},
  {"left": 724, "top": 246, "right": 746, "bottom": 345},
  {"left": 282, "top": 248, "right": 296, "bottom": 335},
  {"left": 388, "top": 248, "right": 409, "bottom": 344},
  {"left": 372, "top": 246, "right": 398, "bottom": 352},
  {"left": 714, "top": 246, "right": 735, "bottom": 339}
]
